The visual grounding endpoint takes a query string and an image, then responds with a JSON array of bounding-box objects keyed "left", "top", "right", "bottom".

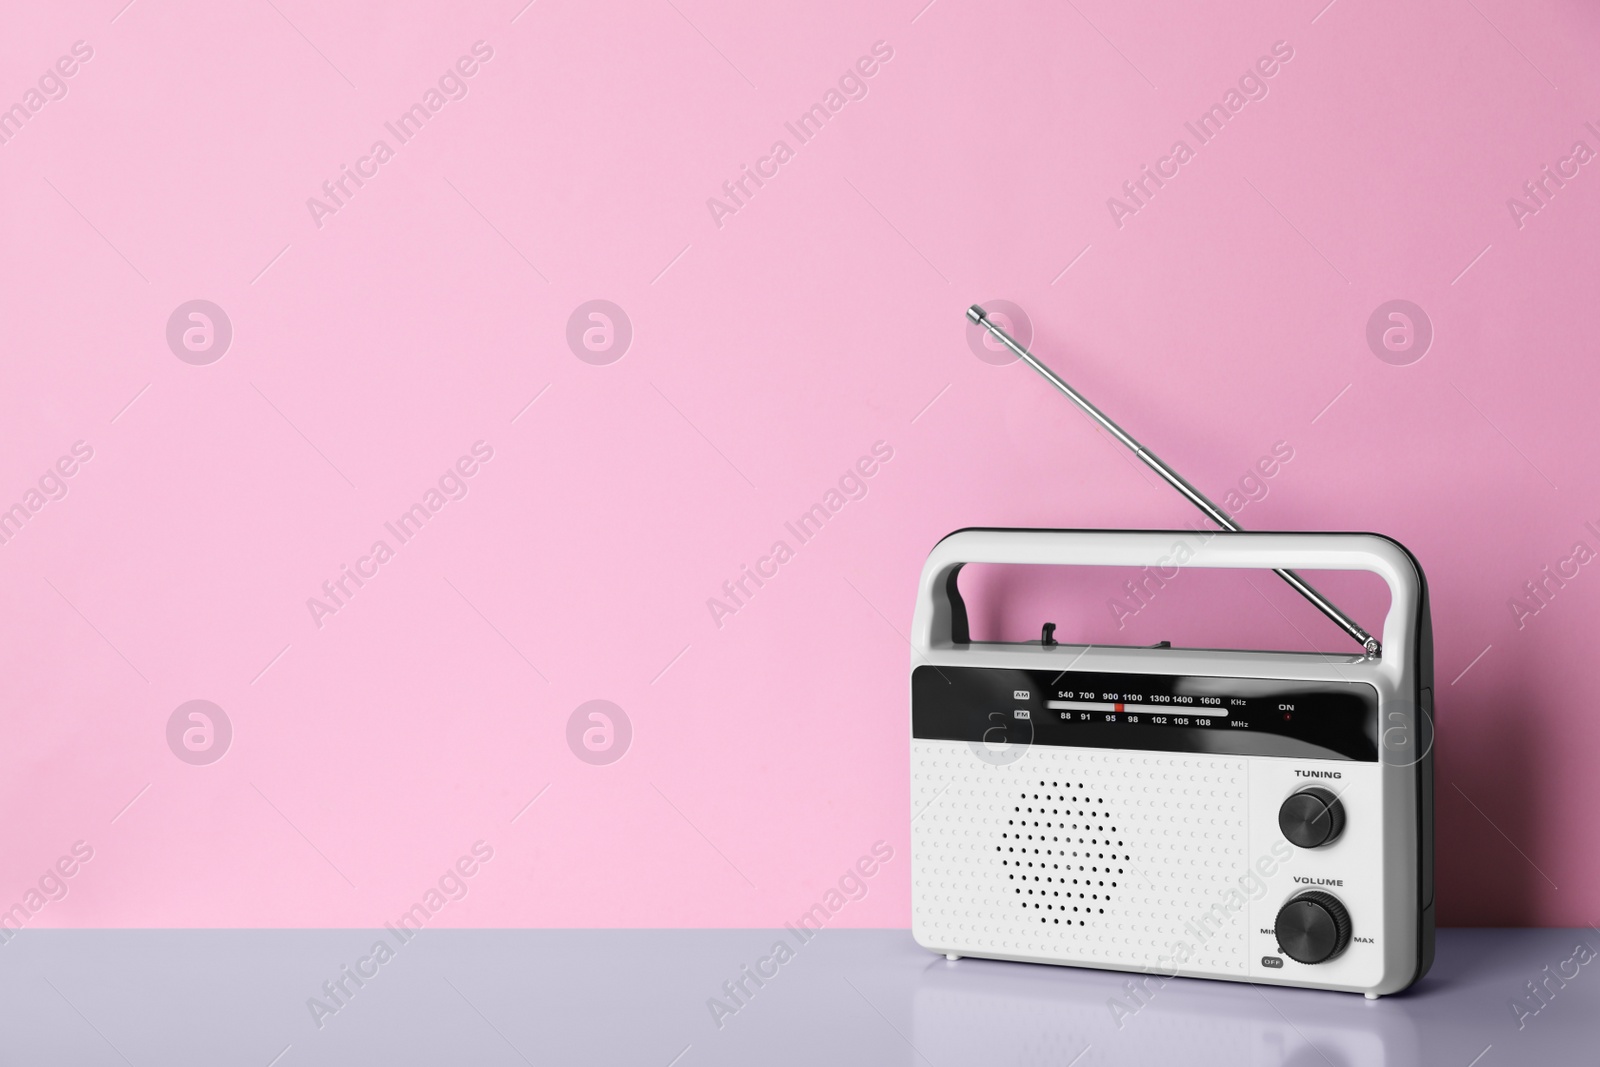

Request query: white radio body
[{"left": 909, "top": 529, "right": 1434, "bottom": 997}]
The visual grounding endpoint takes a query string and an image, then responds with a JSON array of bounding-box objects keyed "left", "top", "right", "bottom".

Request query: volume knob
[
  {"left": 1274, "top": 891, "right": 1352, "bottom": 965},
  {"left": 1278, "top": 787, "right": 1345, "bottom": 849}
]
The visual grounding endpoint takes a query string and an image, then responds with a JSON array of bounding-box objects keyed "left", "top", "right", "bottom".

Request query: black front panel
[{"left": 913, "top": 666, "right": 1380, "bottom": 761}]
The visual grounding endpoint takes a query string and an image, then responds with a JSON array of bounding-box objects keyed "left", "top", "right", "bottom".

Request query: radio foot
[
  {"left": 945, "top": 953, "right": 960, "bottom": 961},
  {"left": 1364, "top": 993, "right": 1380, "bottom": 1000}
]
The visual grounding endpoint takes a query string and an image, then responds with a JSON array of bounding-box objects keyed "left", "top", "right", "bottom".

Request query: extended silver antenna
[{"left": 967, "top": 304, "right": 1380, "bottom": 656}]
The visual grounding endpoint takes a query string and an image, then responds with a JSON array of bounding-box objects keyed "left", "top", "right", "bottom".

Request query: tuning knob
[
  {"left": 1278, "top": 787, "right": 1345, "bottom": 848},
  {"left": 1275, "top": 891, "right": 1352, "bottom": 964}
]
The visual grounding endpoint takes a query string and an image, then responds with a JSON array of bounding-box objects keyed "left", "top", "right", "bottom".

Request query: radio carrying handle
[
  {"left": 914, "top": 529, "right": 1426, "bottom": 682},
  {"left": 967, "top": 304, "right": 1380, "bottom": 656}
]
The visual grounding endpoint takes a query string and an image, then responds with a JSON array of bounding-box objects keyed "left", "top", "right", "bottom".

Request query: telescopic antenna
[{"left": 966, "top": 304, "right": 1380, "bottom": 657}]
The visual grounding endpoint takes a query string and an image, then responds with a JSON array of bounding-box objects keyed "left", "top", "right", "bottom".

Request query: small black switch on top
[{"left": 1041, "top": 622, "right": 1057, "bottom": 647}]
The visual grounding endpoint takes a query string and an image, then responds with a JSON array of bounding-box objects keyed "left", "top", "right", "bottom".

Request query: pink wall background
[{"left": 2, "top": 0, "right": 1598, "bottom": 930}]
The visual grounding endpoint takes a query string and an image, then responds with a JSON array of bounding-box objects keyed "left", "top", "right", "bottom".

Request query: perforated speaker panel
[{"left": 912, "top": 739, "right": 1253, "bottom": 974}]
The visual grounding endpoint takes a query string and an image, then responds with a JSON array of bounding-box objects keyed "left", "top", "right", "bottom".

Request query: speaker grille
[
  {"left": 912, "top": 740, "right": 1253, "bottom": 974},
  {"left": 1001, "top": 779, "right": 1126, "bottom": 926}
]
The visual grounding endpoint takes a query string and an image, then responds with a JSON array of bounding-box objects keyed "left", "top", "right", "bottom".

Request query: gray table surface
[{"left": 0, "top": 928, "right": 1591, "bottom": 1064}]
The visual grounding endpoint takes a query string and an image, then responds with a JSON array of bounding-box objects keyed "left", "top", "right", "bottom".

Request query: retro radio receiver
[{"left": 908, "top": 308, "right": 1434, "bottom": 997}]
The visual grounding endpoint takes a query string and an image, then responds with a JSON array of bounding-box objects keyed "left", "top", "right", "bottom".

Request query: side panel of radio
[{"left": 1244, "top": 756, "right": 1390, "bottom": 989}]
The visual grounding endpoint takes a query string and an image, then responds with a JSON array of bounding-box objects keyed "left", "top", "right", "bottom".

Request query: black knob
[
  {"left": 1275, "top": 891, "right": 1352, "bottom": 964},
  {"left": 1278, "top": 787, "right": 1345, "bottom": 848}
]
